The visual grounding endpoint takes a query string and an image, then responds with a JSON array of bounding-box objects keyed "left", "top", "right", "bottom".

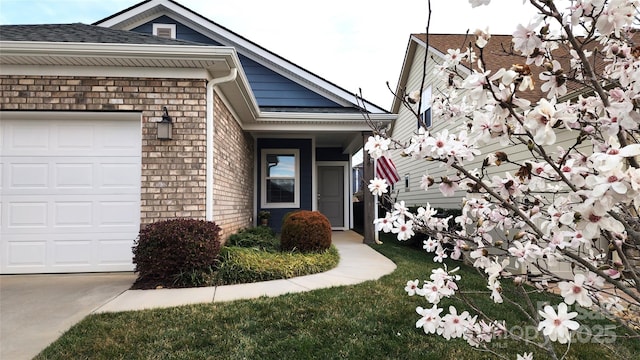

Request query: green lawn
[{"left": 36, "top": 237, "right": 640, "bottom": 360}]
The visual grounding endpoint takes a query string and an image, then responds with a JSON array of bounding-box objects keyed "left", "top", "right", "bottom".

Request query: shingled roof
[
  {"left": 415, "top": 33, "right": 550, "bottom": 102},
  {"left": 413, "top": 32, "right": 636, "bottom": 103},
  {"left": 0, "top": 23, "right": 204, "bottom": 46}
]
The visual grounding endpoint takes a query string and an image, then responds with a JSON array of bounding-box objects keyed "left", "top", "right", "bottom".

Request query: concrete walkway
[
  {"left": 1, "top": 231, "right": 395, "bottom": 360},
  {"left": 97, "top": 231, "right": 396, "bottom": 312}
]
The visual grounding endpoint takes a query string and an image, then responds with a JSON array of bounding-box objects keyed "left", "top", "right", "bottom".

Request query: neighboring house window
[
  {"left": 261, "top": 149, "right": 300, "bottom": 208},
  {"left": 405, "top": 173, "right": 410, "bottom": 192},
  {"left": 418, "top": 86, "right": 432, "bottom": 129},
  {"left": 153, "top": 24, "right": 176, "bottom": 39}
]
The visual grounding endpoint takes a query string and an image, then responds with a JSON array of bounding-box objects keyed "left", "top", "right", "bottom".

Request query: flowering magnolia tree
[{"left": 364, "top": 0, "right": 640, "bottom": 358}]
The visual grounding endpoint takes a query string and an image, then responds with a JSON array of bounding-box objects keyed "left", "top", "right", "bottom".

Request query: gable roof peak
[{"left": 94, "top": 0, "right": 389, "bottom": 114}]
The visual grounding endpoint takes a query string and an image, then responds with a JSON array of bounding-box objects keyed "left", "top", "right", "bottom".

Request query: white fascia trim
[
  {"left": 0, "top": 64, "right": 209, "bottom": 79},
  {"left": 0, "top": 41, "right": 238, "bottom": 62},
  {"left": 257, "top": 112, "right": 396, "bottom": 122},
  {"left": 96, "top": 0, "right": 386, "bottom": 113},
  {"left": 213, "top": 86, "right": 243, "bottom": 127},
  {"left": 244, "top": 114, "right": 395, "bottom": 132},
  {"left": 94, "top": 0, "right": 166, "bottom": 28},
  {"left": 391, "top": 38, "right": 419, "bottom": 114},
  {"left": 246, "top": 124, "right": 382, "bottom": 133}
]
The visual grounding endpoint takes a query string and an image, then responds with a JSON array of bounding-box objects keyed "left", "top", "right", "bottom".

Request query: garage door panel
[
  {"left": 102, "top": 124, "right": 141, "bottom": 150},
  {"left": 1, "top": 115, "right": 141, "bottom": 274},
  {"left": 7, "top": 202, "right": 48, "bottom": 228},
  {"left": 4, "top": 239, "right": 47, "bottom": 269},
  {"left": 4, "top": 196, "right": 139, "bottom": 232},
  {"left": 4, "top": 122, "right": 50, "bottom": 153},
  {"left": 53, "top": 240, "right": 93, "bottom": 266},
  {"left": 98, "top": 237, "right": 138, "bottom": 266},
  {"left": 2, "top": 119, "right": 141, "bottom": 157},
  {"left": 54, "top": 201, "right": 93, "bottom": 227},
  {"left": 99, "top": 201, "right": 139, "bottom": 227},
  {"left": 3, "top": 160, "right": 140, "bottom": 195},
  {"left": 9, "top": 163, "right": 49, "bottom": 188},
  {"left": 55, "top": 163, "right": 94, "bottom": 188},
  {"left": 100, "top": 163, "right": 141, "bottom": 189},
  {"left": 3, "top": 234, "right": 136, "bottom": 273},
  {"left": 57, "top": 124, "right": 95, "bottom": 150}
]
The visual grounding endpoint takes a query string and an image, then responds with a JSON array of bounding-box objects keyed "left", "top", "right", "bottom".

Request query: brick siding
[
  {"left": 1, "top": 75, "right": 253, "bottom": 236},
  {"left": 212, "top": 93, "right": 254, "bottom": 238}
]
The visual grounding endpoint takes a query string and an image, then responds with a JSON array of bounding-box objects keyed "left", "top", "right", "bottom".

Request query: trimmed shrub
[
  {"left": 132, "top": 218, "right": 221, "bottom": 288},
  {"left": 215, "top": 245, "right": 339, "bottom": 285},
  {"left": 226, "top": 226, "right": 279, "bottom": 252},
  {"left": 280, "top": 210, "right": 332, "bottom": 253}
]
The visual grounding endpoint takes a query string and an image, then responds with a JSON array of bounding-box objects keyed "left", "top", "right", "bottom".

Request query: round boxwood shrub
[
  {"left": 132, "top": 218, "right": 221, "bottom": 287},
  {"left": 280, "top": 210, "right": 332, "bottom": 253}
]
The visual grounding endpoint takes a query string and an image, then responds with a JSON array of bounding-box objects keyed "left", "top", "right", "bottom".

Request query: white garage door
[{"left": 0, "top": 112, "right": 142, "bottom": 274}]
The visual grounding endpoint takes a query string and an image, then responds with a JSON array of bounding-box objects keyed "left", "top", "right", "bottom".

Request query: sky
[{"left": 0, "top": 0, "right": 543, "bottom": 110}]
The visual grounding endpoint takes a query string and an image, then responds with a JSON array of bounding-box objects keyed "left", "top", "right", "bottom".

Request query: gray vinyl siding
[
  {"left": 391, "top": 44, "right": 589, "bottom": 211},
  {"left": 391, "top": 45, "right": 464, "bottom": 210}
]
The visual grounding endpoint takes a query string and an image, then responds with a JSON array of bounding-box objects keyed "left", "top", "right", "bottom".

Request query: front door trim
[{"left": 317, "top": 161, "right": 349, "bottom": 230}]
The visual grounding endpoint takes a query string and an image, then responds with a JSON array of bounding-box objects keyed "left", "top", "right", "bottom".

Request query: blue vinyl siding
[
  {"left": 316, "top": 147, "right": 349, "bottom": 162},
  {"left": 257, "top": 139, "right": 312, "bottom": 232},
  {"left": 132, "top": 17, "right": 342, "bottom": 108}
]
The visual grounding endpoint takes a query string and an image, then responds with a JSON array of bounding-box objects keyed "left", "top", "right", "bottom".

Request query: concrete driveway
[{"left": 0, "top": 273, "right": 136, "bottom": 360}]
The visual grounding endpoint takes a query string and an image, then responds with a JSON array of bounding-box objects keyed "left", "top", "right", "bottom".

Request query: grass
[{"left": 36, "top": 235, "right": 640, "bottom": 360}]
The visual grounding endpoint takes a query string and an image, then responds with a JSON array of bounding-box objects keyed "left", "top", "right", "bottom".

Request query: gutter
[{"left": 205, "top": 68, "right": 238, "bottom": 221}]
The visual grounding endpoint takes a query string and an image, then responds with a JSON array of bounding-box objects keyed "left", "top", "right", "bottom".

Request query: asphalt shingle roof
[
  {"left": 0, "top": 23, "right": 205, "bottom": 46},
  {"left": 414, "top": 32, "right": 639, "bottom": 102}
]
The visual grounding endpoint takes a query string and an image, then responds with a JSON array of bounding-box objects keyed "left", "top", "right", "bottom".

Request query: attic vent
[{"left": 152, "top": 23, "right": 176, "bottom": 39}]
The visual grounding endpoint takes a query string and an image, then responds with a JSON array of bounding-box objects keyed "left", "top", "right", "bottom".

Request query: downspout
[{"left": 205, "top": 68, "right": 238, "bottom": 221}]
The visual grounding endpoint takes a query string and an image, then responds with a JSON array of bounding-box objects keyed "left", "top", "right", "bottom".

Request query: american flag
[{"left": 376, "top": 155, "right": 400, "bottom": 185}]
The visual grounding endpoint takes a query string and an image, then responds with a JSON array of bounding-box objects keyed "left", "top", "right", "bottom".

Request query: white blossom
[{"left": 537, "top": 303, "right": 580, "bottom": 344}]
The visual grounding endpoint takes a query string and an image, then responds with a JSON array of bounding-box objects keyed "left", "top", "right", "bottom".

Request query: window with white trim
[
  {"left": 418, "top": 86, "right": 432, "bottom": 129},
  {"left": 153, "top": 23, "right": 176, "bottom": 39},
  {"left": 261, "top": 149, "right": 300, "bottom": 208}
]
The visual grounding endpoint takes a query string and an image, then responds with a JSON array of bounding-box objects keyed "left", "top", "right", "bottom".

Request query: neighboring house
[
  {"left": 389, "top": 33, "right": 571, "bottom": 210},
  {"left": 0, "top": 0, "right": 395, "bottom": 274}
]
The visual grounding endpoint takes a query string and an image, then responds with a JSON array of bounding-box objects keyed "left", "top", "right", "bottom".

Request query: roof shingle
[{"left": 0, "top": 23, "right": 204, "bottom": 46}]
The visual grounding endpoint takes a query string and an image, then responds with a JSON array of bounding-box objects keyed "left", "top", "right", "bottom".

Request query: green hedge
[
  {"left": 226, "top": 226, "right": 279, "bottom": 252},
  {"left": 215, "top": 245, "right": 340, "bottom": 285}
]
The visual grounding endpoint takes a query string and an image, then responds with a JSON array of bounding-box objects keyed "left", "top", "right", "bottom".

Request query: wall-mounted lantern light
[{"left": 157, "top": 106, "right": 173, "bottom": 140}]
